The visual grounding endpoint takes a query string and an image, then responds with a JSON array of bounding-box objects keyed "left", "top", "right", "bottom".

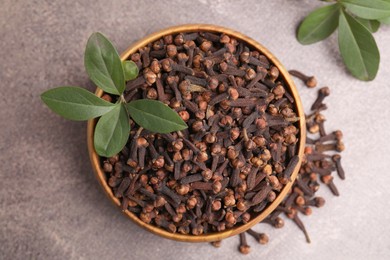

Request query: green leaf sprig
[
  {"left": 297, "top": 0, "right": 390, "bottom": 81},
  {"left": 41, "top": 32, "right": 187, "bottom": 157}
]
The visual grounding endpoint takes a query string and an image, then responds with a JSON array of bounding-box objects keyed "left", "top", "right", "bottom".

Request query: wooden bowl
[{"left": 87, "top": 24, "right": 306, "bottom": 243}]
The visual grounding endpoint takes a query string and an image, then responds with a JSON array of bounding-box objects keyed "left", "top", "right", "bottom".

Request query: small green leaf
[
  {"left": 338, "top": 10, "right": 380, "bottom": 81},
  {"left": 94, "top": 104, "right": 130, "bottom": 157},
  {"left": 123, "top": 60, "right": 139, "bottom": 81},
  {"left": 297, "top": 4, "right": 341, "bottom": 45},
  {"left": 355, "top": 17, "right": 380, "bottom": 32},
  {"left": 41, "top": 86, "right": 116, "bottom": 121},
  {"left": 341, "top": 0, "right": 390, "bottom": 20},
  {"left": 126, "top": 100, "right": 188, "bottom": 133},
  {"left": 84, "top": 32, "right": 125, "bottom": 95}
]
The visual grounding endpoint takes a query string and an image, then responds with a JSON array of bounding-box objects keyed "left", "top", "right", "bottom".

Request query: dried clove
[{"left": 103, "top": 31, "right": 302, "bottom": 238}]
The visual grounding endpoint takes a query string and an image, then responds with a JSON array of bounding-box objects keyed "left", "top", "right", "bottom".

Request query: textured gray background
[{"left": 1, "top": 0, "right": 390, "bottom": 259}]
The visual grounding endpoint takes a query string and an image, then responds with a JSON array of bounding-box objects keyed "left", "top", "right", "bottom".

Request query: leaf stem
[
  {"left": 177, "top": 131, "right": 184, "bottom": 138},
  {"left": 135, "top": 127, "right": 144, "bottom": 137},
  {"left": 120, "top": 94, "right": 127, "bottom": 104}
]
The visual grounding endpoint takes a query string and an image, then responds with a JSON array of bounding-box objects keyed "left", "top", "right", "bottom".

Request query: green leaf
[
  {"left": 379, "top": 16, "right": 390, "bottom": 24},
  {"left": 341, "top": 0, "right": 390, "bottom": 20},
  {"left": 41, "top": 86, "right": 116, "bottom": 121},
  {"left": 94, "top": 103, "right": 130, "bottom": 157},
  {"left": 84, "top": 32, "right": 125, "bottom": 95},
  {"left": 355, "top": 17, "right": 380, "bottom": 32},
  {"left": 123, "top": 60, "right": 139, "bottom": 81},
  {"left": 297, "top": 4, "right": 341, "bottom": 45},
  {"left": 338, "top": 10, "right": 380, "bottom": 81},
  {"left": 126, "top": 100, "right": 188, "bottom": 133}
]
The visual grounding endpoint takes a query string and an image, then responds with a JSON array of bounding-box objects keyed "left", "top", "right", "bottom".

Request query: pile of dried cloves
[
  {"left": 214, "top": 72, "right": 346, "bottom": 254},
  {"left": 101, "top": 31, "right": 303, "bottom": 235}
]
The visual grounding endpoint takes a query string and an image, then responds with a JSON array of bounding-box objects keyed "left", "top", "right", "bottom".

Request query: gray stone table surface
[{"left": 1, "top": 0, "right": 390, "bottom": 259}]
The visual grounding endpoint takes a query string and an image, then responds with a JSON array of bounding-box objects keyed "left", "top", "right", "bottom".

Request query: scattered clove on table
[{"left": 213, "top": 71, "right": 346, "bottom": 254}]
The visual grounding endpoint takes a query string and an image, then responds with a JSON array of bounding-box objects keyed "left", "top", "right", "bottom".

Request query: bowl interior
[{"left": 87, "top": 24, "right": 306, "bottom": 242}]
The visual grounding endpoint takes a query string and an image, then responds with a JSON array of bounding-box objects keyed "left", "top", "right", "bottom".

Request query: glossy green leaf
[
  {"left": 355, "top": 17, "right": 380, "bottom": 32},
  {"left": 338, "top": 10, "right": 380, "bottom": 81},
  {"left": 123, "top": 60, "right": 139, "bottom": 81},
  {"left": 126, "top": 100, "right": 187, "bottom": 133},
  {"left": 41, "top": 86, "right": 115, "bottom": 121},
  {"left": 341, "top": 0, "right": 390, "bottom": 20},
  {"left": 297, "top": 4, "right": 341, "bottom": 45},
  {"left": 94, "top": 104, "right": 130, "bottom": 157},
  {"left": 84, "top": 32, "right": 125, "bottom": 95}
]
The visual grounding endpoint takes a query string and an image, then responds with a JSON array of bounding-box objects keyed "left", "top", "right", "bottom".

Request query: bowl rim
[{"left": 87, "top": 24, "right": 306, "bottom": 243}]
